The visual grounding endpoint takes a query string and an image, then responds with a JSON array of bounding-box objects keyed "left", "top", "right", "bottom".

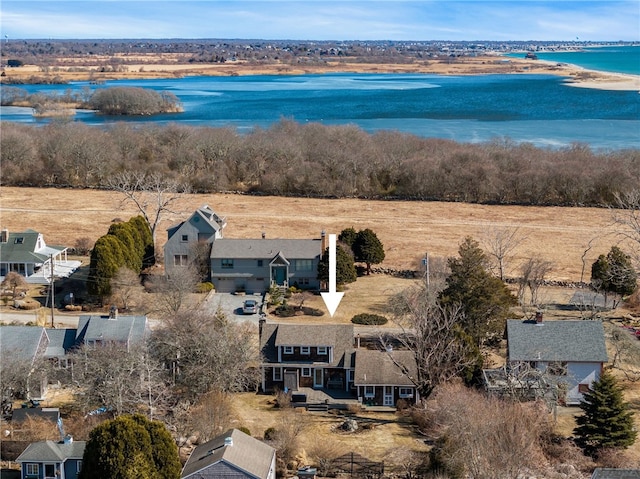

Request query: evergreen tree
[
  {"left": 88, "top": 235, "right": 127, "bottom": 296},
  {"left": 438, "top": 236, "right": 516, "bottom": 346},
  {"left": 80, "top": 414, "right": 180, "bottom": 479},
  {"left": 352, "top": 228, "right": 385, "bottom": 274},
  {"left": 338, "top": 227, "right": 358, "bottom": 248},
  {"left": 108, "top": 222, "right": 142, "bottom": 273},
  {"left": 574, "top": 369, "right": 637, "bottom": 457},
  {"left": 128, "top": 215, "right": 155, "bottom": 267},
  {"left": 591, "top": 246, "right": 637, "bottom": 305},
  {"left": 317, "top": 245, "right": 357, "bottom": 287}
]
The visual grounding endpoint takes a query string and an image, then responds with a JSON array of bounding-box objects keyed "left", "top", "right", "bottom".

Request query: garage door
[{"left": 214, "top": 279, "right": 235, "bottom": 293}]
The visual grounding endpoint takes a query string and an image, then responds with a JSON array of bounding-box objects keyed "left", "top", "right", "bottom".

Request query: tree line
[{"left": 1, "top": 120, "right": 639, "bottom": 206}]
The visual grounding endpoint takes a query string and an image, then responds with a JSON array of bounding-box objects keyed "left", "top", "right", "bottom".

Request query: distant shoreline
[{"left": 2, "top": 54, "right": 639, "bottom": 91}]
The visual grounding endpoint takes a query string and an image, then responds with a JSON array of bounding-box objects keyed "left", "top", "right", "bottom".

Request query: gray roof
[
  {"left": 261, "top": 323, "right": 355, "bottom": 368},
  {"left": 0, "top": 326, "right": 47, "bottom": 363},
  {"left": 44, "top": 328, "right": 77, "bottom": 358},
  {"left": 16, "top": 440, "right": 85, "bottom": 463},
  {"left": 591, "top": 469, "right": 640, "bottom": 479},
  {"left": 0, "top": 229, "right": 65, "bottom": 264},
  {"left": 211, "top": 239, "right": 321, "bottom": 260},
  {"left": 507, "top": 320, "right": 608, "bottom": 363},
  {"left": 167, "top": 205, "right": 226, "bottom": 239},
  {"left": 12, "top": 407, "right": 60, "bottom": 424},
  {"left": 76, "top": 314, "right": 147, "bottom": 346},
  {"left": 354, "top": 349, "right": 417, "bottom": 386},
  {"left": 182, "top": 429, "right": 275, "bottom": 479}
]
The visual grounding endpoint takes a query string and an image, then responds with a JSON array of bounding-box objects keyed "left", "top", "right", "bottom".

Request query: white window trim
[
  {"left": 302, "top": 367, "right": 311, "bottom": 377},
  {"left": 347, "top": 369, "right": 354, "bottom": 382},
  {"left": 317, "top": 346, "right": 327, "bottom": 355},
  {"left": 26, "top": 464, "right": 39, "bottom": 475},
  {"left": 283, "top": 346, "right": 293, "bottom": 354},
  {"left": 364, "top": 385, "right": 375, "bottom": 398},
  {"left": 273, "top": 367, "right": 283, "bottom": 381},
  {"left": 399, "top": 387, "right": 414, "bottom": 398},
  {"left": 300, "top": 346, "right": 310, "bottom": 355},
  {"left": 77, "top": 460, "right": 83, "bottom": 473}
]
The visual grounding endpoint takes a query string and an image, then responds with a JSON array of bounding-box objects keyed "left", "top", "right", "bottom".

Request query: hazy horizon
[{"left": 1, "top": 1, "right": 638, "bottom": 42}]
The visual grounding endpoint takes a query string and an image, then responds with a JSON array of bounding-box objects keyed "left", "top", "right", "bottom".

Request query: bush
[
  {"left": 264, "top": 427, "right": 277, "bottom": 441},
  {"left": 197, "top": 282, "right": 214, "bottom": 293},
  {"left": 237, "top": 426, "right": 251, "bottom": 437},
  {"left": 351, "top": 313, "right": 388, "bottom": 325}
]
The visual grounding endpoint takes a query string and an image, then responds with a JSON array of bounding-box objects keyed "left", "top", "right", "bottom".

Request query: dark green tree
[
  {"left": 88, "top": 234, "right": 127, "bottom": 296},
  {"left": 317, "top": 245, "right": 357, "bottom": 287},
  {"left": 108, "top": 222, "right": 141, "bottom": 273},
  {"left": 438, "top": 236, "right": 517, "bottom": 346},
  {"left": 338, "top": 227, "right": 358, "bottom": 248},
  {"left": 574, "top": 369, "right": 637, "bottom": 457},
  {"left": 80, "top": 414, "right": 180, "bottom": 479},
  {"left": 128, "top": 215, "right": 155, "bottom": 267},
  {"left": 352, "top": 228, "right": 385, "bottom": 274},
  {"left": 591, "top": 246, "right": 637, "bottom": 307}
]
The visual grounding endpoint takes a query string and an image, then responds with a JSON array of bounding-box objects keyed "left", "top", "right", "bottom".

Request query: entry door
[
  {"left": 284, "top": 370, "right": 299, "bottom": 391},
  {"left": 313, "top": 368, "right": 324, "bottom": 388},
  {"left": 383, "top": 386, "right": 394, "bottom": 406},
  {"left": 273, "top": 267, "right": 287, "bottom": 285}
]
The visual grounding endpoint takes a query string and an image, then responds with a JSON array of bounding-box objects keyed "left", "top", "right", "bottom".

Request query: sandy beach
[{"left": 2, "top": 54, "right": 638, "bottom": 91}]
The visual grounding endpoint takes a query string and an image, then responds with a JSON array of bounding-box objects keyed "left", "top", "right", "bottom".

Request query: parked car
[{"left": 243, "top": 299, "right": 258, "bottom": 314}]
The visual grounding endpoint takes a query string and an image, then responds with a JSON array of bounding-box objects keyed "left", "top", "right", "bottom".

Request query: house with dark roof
[
  {"left": 75, "top": 312, "right": 148, "bottom": 351},
  {"left": 210, "top": 235, "right": 324, "bottom": 294},
  {"left": 354, "top": 349, "right": 419, "bottom": 407},
  {"left": 591, "top": 468, "right": 640, "bottom": 479},
  {"left": 181, "top": 428, "right": 276, "bottom": 479},
  {"left": 16, "top": 438, "right": 85, "bottom": 479},
  {"left": 0, "top": 229, "right": 79, "bottom": 284},
  {"left": 506, "top": 317, "right": 608, "bottom": 405},
  {"left": 259, "top": 322, "right": 355, "bottom": 392},
  {"left": 164, "top": 205, "right": 227, "bottom": 278},
  {"left": 0, "top": 326, "right": 51, "bottom": 399}
]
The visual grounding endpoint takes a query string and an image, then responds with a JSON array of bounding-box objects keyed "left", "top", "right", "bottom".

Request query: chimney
[
  {"left": 0, "top": 229, "right": 8, "bottom": 243},
  {"left": 321, "top": 230, "right": 327, "bottom": 252},
  {"left": 355, "top": 334, "right": 360, "bottom": 349},
  {"left": 63, "top": 435, "right": 73, "bottom": 444},
  {"left": 109, "top": 305, "right": 118, "bottom": 319},
  {"left": 535, "top": 310, "right": 543, "bottom": 324}
]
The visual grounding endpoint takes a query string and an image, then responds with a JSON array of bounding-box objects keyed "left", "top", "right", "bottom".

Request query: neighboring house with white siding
[{"left": 506, "top": 316, "right": 608, "bottom": 405}]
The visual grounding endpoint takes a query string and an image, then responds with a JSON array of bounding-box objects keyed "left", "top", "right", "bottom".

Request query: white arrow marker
[{"left": 320, "top": 234, "right": 345, "bottom": 317}]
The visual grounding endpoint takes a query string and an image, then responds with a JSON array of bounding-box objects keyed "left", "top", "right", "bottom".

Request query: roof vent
[{"left": 224, "top": 436, "right": 233, "bottom": 447}]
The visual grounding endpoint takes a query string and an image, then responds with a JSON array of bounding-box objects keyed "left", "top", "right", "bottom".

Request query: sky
[{"left": 1, "top": 1, "right": 638, "bottom": 42}]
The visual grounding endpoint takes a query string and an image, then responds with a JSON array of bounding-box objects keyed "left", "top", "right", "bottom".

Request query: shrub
[
  {"left": 237, "top": 426, "right": 251, "bottom": 437},
  {"left": 351, "top": 313, "right": 388, "bottom": 325},
  {"left": 264, "top": 427, "right": 277, "bottom": 441},
  {"left": 196, "top": 282, "right": 214, "bottom": 293}
]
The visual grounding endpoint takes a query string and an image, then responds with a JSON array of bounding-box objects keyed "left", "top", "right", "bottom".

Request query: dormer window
[
  {"left": 317, "top": 346, "right": 328, "bottom": 355},
  {"left": 283, "top": 346, "right": 293, "bottom": 354},
  {"left": 14, "top": 237, "right": 24, "bottom": 244},
  {"left": 301, "top": 346, "right": 310, "bottom": 355}
]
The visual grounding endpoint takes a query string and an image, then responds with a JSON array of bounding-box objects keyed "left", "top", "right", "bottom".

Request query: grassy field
[{"left": 0, "top": 186, "right": 628, "bottom": 282}]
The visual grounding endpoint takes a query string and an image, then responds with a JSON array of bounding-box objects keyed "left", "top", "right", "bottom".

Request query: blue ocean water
[
  {"left": 508, "top": 45, "right": 640, "bottom": 75},
  {"left": 1, "top": 67, "right": 638, "bottom": 151}
]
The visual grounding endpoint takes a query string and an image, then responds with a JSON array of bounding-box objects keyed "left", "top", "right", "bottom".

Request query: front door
[
  {"left": 284, "top": 370, "right": 299, "bottom": 391},
  {"left": 313, "top": 368, "right": 324, "bottom": 388},
  {"left": 273, "top": 266, "right": 287, "bottom": 286},
  {"left": 383, "top": 386, "right": 394, "bottom": 406}
]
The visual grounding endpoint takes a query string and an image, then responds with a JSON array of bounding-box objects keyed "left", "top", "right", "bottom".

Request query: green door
[{"left": 273, "top": 267, "right": 287, "bottom": 285}]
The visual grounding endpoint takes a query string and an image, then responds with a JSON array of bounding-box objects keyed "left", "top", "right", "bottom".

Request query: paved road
[{"left": 201, "top": 292, "right": 266, "bottom": 324}]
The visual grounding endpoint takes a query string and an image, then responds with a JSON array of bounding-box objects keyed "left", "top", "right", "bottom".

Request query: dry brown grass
[{"left": 0, "top": 187, "right": 626, "bottom": 284}]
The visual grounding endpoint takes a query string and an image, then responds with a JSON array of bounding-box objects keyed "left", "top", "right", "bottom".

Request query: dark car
[{"left": 243, "top": 299, "right": 258, "bottom": 314}]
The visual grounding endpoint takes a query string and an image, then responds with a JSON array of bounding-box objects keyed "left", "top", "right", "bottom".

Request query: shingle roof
[
  {"left": 0, "top": 326, "right": 47, "bottom": 363},
  {"left": 260, "top": 323, "right": 354, "bottom": 367},
  {"left": 181, "top": 429, "right": 275, "bottom": 479},
  {"left": 167, "top": 205, "right": 226, "bottom": 239},
  {"left": 211, "top": 239, "right": 321, "bottom": 260},
  {"left": 16, "top": 440, "right": 85, "bottom": 463},
  {"left": 591, "top": 468, "right": 640, "bottom": 479},
  {"left": 44, "top": 328, "right": 77, "bottom": 358},
  {"left": 0, "top": 230, "right": 65, "bottom": 264},
  {"left": 76, "top": 314, "right": 147, "bottom": 346},
  {"left": 507, "top": 320, "right": 608, "bottom": 363},
  {"left": 354, "top": 349, "right": 417, "bottom": 386}
]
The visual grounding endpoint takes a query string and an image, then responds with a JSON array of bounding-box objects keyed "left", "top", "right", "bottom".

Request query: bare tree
[
  {"left": 481, "top": 225, "right": 525, "bottom": 280},
  {"left": 186, "top": 390, "right": 236, "bottom": 442},
  {"left": 1, "top": 272, "right": 28, "bottom": 300},
  {"left": 607, "top": 325, "right": 640, "bottom": 382},
  {"left": 108, "top": 171, "right": 190, "bottom": 254},
  {"left": 0, "top": 348, "right": 33, "bottom": 399},
  {"left": 613, "top": 190, "right": 640, "bottom": 268},
  {"left": 145, "top": 265, "right": 201, "bottom": 317},
  {"left": 580, "top": 237, "right": 598, "bottom": 284},
  {"left": 109, "top": 266, "right": 144, "bottom": 311},
  {"left": 385, "top": 284, "right": 480, "bottom": 400},
  {"left": 517, "top": 256, "right": 553, "bottom": 311}
]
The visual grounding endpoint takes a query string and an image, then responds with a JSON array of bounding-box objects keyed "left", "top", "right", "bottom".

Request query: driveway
[{"left": 201, "top": 292, "right": 266, "bottom": 324}]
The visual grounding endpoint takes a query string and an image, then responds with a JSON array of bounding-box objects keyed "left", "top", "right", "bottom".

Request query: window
[
  {"left": 181, "top": 234, "right": 189, "bottom": 242},
  {"left": 283, "top": 346, "right": 293, "bottom": 354},
  {"left": 257, "top": 260, "right": 263, "bottom": 267},
  {"left": 317, "top": 346, "right": 327, "bottom": 355},
  {"left": 301, "top": 346, "right": 310, "bottom": 355},
  {"left": 347, "top": 369, "right": 354, "bottom": 383},
  {"left": 273, "top": 367, "right": 283, "bottom": 381},
  {"left": 221, "top": 259, "right": 234, "bottom": 269},
  {"left": 174, "top": 254, "right": 188, "bottom": 266},
  {"left": 302, "top": 367, "right": 311, "bottom": 377},
  {"left": 578, "top": 383, "right": 591, "bottom": 393},
  {"left": 295, "top": 259, "right": 313, "bottom": 271},
  {"left": 77, "top": 460, "right": 83, "bottom": 472},
  {"left": 14, "top": 237, "right": 24, "bottom": 244},
  {"left": 26, "top": 464, "right": 39, "bottom": 475},
  {"left": 364, "top": 386, "right": 375, "bottom": 398},
  {"left": 399, "top": 387, "right": 414, "bottom": 398},
  {"left": 547, "top": 361, "right": 568, "bottom": 376}
]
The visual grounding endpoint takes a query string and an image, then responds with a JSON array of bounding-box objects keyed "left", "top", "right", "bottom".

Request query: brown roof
[
  {"left": 181, "top": 429, "right": 275, "bottom": 479},
  {"left": 260, "top": 323, "right": 354, "bottom": 368},
  {"left": 354, "top": 349, "right": 417, "bottom": 386}
]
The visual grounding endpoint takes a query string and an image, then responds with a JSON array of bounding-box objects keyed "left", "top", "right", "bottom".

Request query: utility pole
[
  {"left": 424, "top": 251, "right": 430, "bottom": 290},
  {"left": 49, "top": 254, "right": 55, "bottom": 328}
]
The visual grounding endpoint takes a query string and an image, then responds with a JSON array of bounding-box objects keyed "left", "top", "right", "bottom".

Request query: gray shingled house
[
  {"left": 210, "top": 236, "right": 324, "bottom": 294},
  {"left": 354, "top": 349, "right": 419, "bottom": 407},
  {"left": 181, "top": 428, "right": 276, "bottom": 479},
  {"left": 75, "top": 312, "right": 148, "bottom": 351},
  {"left": 506, "top": 317, "right": 608, "bottom": 405},
  {"left": 164, "top": 205, "right": 227, "bottom": 278},
  {"left": 260, "top": 322, "right": 355, "bottom": 392},
  {"left": 0, "top": 229, "right": 76, "bottom": 283},
  {"left": 16, "top": 438, "right": 85, "bottom": 479}
]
